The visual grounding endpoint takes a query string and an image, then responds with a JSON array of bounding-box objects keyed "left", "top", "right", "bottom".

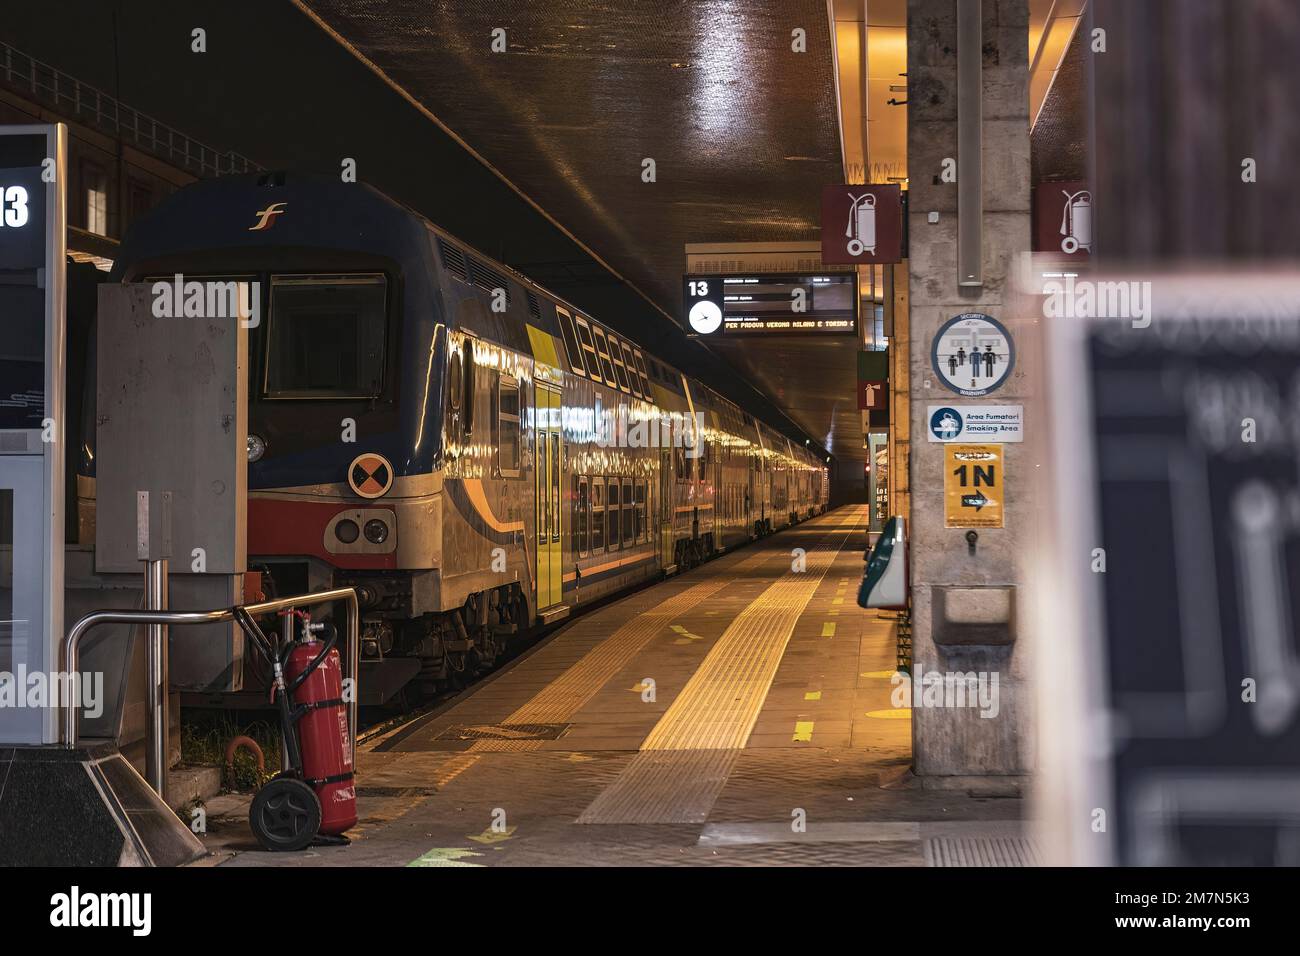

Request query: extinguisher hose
[{"left": 285, "top": 622, "right": 339, "bottom": 696}]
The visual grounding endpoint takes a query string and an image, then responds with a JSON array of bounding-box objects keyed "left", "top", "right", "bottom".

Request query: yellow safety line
[
  {"left": 822, "top": 622, "right": 836, "bottom": 638},
  {"left": 638, "top": 518, "right": 863, "bottom": 752}
]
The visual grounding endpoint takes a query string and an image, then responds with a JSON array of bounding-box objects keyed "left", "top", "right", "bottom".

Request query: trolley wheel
[{"left": 249, "top": 776, "right": 321, "bottom": 852}]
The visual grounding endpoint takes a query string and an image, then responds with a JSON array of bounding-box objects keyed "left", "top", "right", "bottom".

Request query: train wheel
[{"left": 249, "top": 776, "right": 321, "bottom": 852}]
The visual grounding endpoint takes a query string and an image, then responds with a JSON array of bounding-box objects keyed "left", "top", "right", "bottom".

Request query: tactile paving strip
[
  {"left": 575, "top": 749, "right": 741, "bottom": 824},
  {"left": 923, "top": 836, "right": 1042, "bottom": 867},
  {"left": 576, "top": 511, "right": 865, "bottom": 822}
]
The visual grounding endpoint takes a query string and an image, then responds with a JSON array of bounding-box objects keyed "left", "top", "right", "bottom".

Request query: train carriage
[{"left": 84, "top": 172, "right": 827, "bottom": 705}]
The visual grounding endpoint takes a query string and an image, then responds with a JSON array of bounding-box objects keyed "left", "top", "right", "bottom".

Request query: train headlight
[
  {"left": 247, "top": 433, "right": 266, "bottom": 462},
  {"left": 335, "top": 519, "right": 360, "bottom": 544},
  {"left": 363, "top": 518, "right": 389, "bottom": 544}
]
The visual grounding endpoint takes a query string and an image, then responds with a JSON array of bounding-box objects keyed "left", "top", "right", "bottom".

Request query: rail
[{"left": 62, "top": 587, "right": 360, "bottom": 769}]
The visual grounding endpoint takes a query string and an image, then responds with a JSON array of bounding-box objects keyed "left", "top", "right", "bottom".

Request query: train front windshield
[{"left": 263, "top": 273, "right": 388, "bottom": 399}]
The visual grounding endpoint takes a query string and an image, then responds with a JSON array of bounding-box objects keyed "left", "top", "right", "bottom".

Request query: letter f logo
[{"left": 249, "top": 202, "right": 287, "bottom": 231}]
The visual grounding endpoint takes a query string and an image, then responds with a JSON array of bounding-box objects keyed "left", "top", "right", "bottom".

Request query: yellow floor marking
[
  {"left": 792, "top": 721, "right": 815, "bottom": 741},
  {"left": 804, "top": 691, "right": 822, "bottom": 701},
  {"left": 432, "top": 753, "right": 481, "bottom": 788},
  {"left": 864, "top": 708, "right": 911, "bottom": 719},
  {"left": 408, "top": 847, "right": 485, "bottom": 867},
  {"left": 629, "top": 681, "right": 653, "bottom": 693},
  {"left": 861, "top": 669, "right": 901, "bottom": 678},
  {"left": 467, "top": 825, "right": 517, "bottom": 845},
  {"left": 821, "top": 622, "right": 836, "bottom": 638},
  {"left": 832, "top": 597, "right": 844, "bottom": 605},
  {"left": 670, "top": 623, "right": 704, "bottom": 643}
]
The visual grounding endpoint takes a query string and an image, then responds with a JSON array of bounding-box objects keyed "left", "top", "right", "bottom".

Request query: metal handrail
[{"left": 62, "top": 588, "right": 360, "bottom": 767}]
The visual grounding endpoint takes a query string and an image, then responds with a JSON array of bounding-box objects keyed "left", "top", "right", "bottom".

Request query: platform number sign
[
  {"left": 0, "top": 124, "right": 66, "bottom": 747},
  {"left": 943, "top": 443, "right": 1002, "bottom": 528},
  {"left": 684, "top": 277, "right": 722, "bottom": 334}
]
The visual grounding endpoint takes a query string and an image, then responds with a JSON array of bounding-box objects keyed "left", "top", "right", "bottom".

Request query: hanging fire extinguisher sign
[
  {"left": 1033, "top": 180, "right": 1092, "bottom": 258},
  {"left": 821, "top": 184, "right": 903, "bottom": 265}
]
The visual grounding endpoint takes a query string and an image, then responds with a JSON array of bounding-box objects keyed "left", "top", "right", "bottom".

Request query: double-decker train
[{"left": 83, "top": 172, "right": 827, "bottom": 705}]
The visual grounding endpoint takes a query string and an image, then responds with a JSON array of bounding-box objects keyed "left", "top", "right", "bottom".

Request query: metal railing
[
  {"left": 62, "top": 588, "right": 360, "bottom": 783},
  {"left": 0, "top": 40, "right": 259, "bottom": 179}
]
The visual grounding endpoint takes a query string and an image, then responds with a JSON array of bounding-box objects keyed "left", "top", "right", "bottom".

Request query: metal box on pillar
[{"left": 95, "top": 282, "right": 249, "bottom": 690}]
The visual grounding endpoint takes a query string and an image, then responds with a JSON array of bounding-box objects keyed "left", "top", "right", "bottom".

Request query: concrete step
[{"left": 167, "top": 765, "right": 223, "bottom": 811}]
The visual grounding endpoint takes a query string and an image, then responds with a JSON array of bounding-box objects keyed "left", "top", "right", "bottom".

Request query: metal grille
[{"left": 924, "top": 836, "right": 1042, "bottom": 867}]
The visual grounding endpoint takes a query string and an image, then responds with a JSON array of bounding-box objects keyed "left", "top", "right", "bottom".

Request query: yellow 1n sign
[{"left": 944, "top": 443, "right": 1003, "bottom": 528}]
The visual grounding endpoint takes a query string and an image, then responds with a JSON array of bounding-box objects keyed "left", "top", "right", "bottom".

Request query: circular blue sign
[
  {"left": 930, "top": 407, "right": 963, "bottom": 441},
  {"left": 931, "top": 313, "right": 1015, "bottom": 397}
]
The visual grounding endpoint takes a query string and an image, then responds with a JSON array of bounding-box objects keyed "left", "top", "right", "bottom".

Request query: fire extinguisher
[
  {"left": 845, "top": 193, "right": 877, "bottom": 257},
  {"left": 233, "top": 607, "right": 358, "bottom": 852},
  {"left": 1059, "top": 188, "right": 1092, "bottom": 254}
]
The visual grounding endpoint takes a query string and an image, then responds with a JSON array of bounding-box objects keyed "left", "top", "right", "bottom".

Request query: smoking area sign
[{"left": 944, "top": 443, "right": 1003, "bottom": 529}]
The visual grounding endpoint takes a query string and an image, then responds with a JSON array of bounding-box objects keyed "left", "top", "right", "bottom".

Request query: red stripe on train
[{"left": 247, "top": 498, "right": 397, "bottom": 570}]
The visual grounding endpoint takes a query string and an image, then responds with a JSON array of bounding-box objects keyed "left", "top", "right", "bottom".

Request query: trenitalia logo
[{"left": 248, "top": 202, "right": 287, "bottom": 231}]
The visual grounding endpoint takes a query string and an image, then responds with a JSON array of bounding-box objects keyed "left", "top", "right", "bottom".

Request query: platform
[{"left": 201, "top": 506, "right": 1029, "bottom": 867}]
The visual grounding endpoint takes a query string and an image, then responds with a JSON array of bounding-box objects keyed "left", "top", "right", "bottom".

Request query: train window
[
  {"left": 635, "top": 480, "right": 647, "bottom": 542},
  {"left": 622, "top": 483, "right": 635, "bottom": 547},
  {"left": 496, "top": 374, "right": 521, "bottom": 476},
  {"left": 462, "top": 339, "right": 477, "bottom": 438},
  {"left": 575, "top": 317, "right": 600, "bottom": 379},
  {"left": 619, "top": 341, "right": 641, "bottom": 397},
  {"left": 607, "top": 333, "right": 631, "bottom": 393},
  {"left": 591, "top": 478, "right": 605, "bottom": 552},
  {"left": 607, "top": 479, "right": 621, "bottom": 552},
  {"left": 576, "top": 476, "right": 589, "bottom": 557},
  {"left": 632, "top": 350, "right": 652, "bottom": 397},
  {"left": 550, "top": 433, "right": 561, "bottom": 542},
  {"left": 591, "top": 328, "right": 618, "bottom": 388},
  {"left": 264, "top": 274, "right": 387, "bottom": 399},
  {"left": 556, "top": 307, "right": 588, "bottom": 377}
]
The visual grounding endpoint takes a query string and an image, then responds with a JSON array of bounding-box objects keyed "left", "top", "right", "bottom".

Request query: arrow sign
[{"left": 961, "top": 491, "right": 988, "bottom": 511}]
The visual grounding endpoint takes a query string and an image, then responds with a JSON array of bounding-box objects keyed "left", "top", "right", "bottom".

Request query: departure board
[{"left": 683, "top": 273, "right": 857, "bottom": 336}]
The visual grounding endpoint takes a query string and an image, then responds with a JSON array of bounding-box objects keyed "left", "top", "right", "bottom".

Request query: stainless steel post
[{"left": 144, "top": 556, "right": 169, "bottom": 800}]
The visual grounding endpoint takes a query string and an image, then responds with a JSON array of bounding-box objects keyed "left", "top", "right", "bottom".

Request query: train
[{"left": 80, "top": 172, "right": 828, "bottom": 706}]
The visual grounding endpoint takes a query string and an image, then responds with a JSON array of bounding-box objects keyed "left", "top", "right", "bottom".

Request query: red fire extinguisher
[
  {"left": 285, "top": 623, "right": 357, "bottom": 837},
  {"left": 233, "top": 607, "right": 358, "bottom": 851}
]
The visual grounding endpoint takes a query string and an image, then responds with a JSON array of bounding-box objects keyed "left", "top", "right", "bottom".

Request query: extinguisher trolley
[{"left": 234, "top": 606, "right": 359, "bottom": 851}]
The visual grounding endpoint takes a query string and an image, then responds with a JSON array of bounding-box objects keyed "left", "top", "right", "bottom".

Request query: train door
[
  {"left": 534, "top": 383, "right": 563, "bottom": 609},
  {"left": 658, "top": 446, "right": 673, "bottom": 567}
]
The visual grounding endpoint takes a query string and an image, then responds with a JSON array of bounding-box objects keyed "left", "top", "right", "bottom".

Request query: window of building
[{"left": 83, "top": 162, "right": 108, "bottom": 236}]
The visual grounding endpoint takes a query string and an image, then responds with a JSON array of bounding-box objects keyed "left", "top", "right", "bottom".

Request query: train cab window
[
  {"left": 591, "top": 478, "right": 605, "bottom": 552},
  {"left": 607, "top": 479, "right": 621, "bottom": 551},
  {"left": 556, "top": 307, "right": 588, "bottom": 377},
  {"left": 495, "top": 374, "right": 521, "bottom": 476},
  {"left": 619, "top": 341, "right": 641, "bottom": 397},
  {"left": 264, "top": 274, "right": 388, "bottom": 399},
  {"left": 632, "top": 350, "right": 652, "bottom": 397},
  {"left": 575, "top": 317, "right": 600, "bottom": 380},
  {"left": 575, "top": 476, "right": 589, "bottom": 556},
  {"left": 622, "top": 482, "right": 635, "bottom": 547},
  {"left": 592, "top": 328, "right": 618, "bottom": 388}
]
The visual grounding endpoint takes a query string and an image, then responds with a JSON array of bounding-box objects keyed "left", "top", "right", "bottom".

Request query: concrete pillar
[{"left": 906, "top": 0, "right": 1033, "bottom": 787}]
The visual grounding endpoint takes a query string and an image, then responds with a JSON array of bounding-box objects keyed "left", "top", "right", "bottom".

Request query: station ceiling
[{"left": 294, "top": 0, "right": 857, "bottom": 465}]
